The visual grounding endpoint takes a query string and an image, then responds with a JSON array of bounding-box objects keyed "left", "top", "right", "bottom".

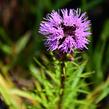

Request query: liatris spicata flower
[{"left": 39, "top": 9, "right": 91, "bottom": 54}]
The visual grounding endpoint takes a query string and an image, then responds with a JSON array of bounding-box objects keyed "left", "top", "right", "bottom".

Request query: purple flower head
[{"left": 39, "top": 9, "right": 91, "bottom": 54}]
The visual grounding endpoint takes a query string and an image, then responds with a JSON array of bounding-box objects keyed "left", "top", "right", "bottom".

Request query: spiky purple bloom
[{"left": 39, "top": 9, "right": 91, "bottom": 54}]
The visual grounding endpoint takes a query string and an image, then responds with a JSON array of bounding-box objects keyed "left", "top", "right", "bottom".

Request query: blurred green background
[{"left": 0, "top": 0, "right": 109, "bottom": 109}]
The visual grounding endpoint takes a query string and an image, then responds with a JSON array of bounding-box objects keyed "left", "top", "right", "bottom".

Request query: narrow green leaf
[
  {"left": 15, "top": 32, "right": 31, "bottom": 54},
  {"left": 101, "top": 19, "right": 109, "bottom": 41}
]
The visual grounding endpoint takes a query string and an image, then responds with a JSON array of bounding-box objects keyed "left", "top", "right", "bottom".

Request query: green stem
[{"left": 58, "top": 62, "right": 65, "bottom": 109}]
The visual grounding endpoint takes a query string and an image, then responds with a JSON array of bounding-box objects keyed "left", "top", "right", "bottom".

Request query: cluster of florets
[{"left": 39, "top": 9, "right": 91, "bottom": 54}]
